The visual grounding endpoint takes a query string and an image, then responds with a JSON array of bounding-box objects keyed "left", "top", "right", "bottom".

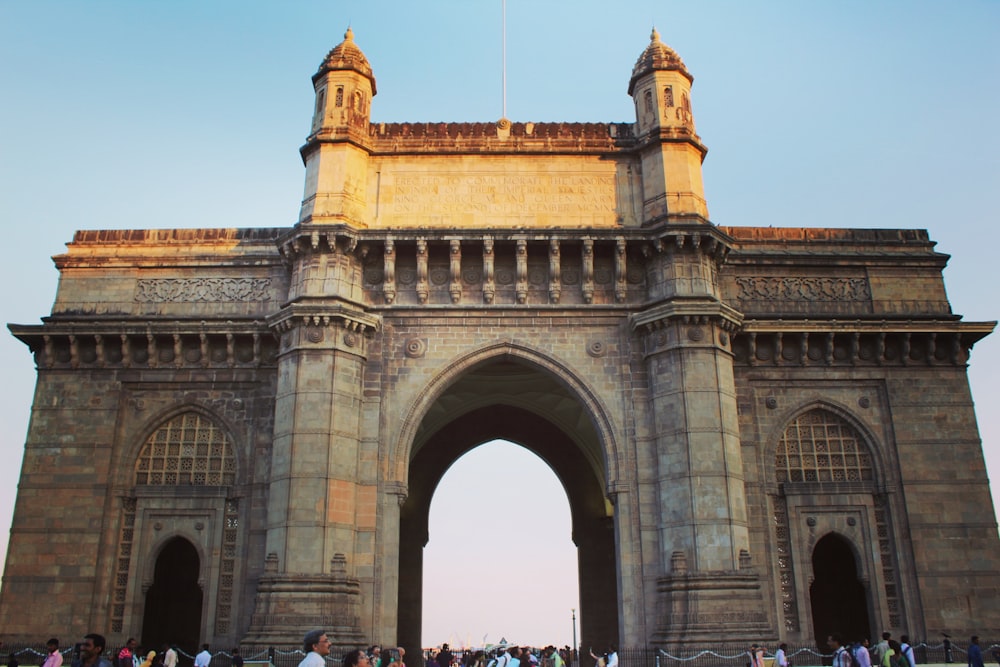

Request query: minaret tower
[
  {"left": 627, "top": 31, "right": 762, "bottom": 646},
  {"left": 246, "top": 29, "right": 379, "bottom": 649},
  {"left": 298, "top": 27, "right": 375, "bottom": 225},
  {"left": 629, "top": 28, "right": 709, "bottom": 222}
]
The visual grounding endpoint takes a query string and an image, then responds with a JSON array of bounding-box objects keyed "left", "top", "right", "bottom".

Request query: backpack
[{"left": 838, "top": 648, "right": 853, "bottom": 667}]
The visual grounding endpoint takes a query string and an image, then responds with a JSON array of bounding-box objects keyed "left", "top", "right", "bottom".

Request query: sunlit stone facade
[{"left": 3, "top": 28, "right": 999, "bottom": 653}]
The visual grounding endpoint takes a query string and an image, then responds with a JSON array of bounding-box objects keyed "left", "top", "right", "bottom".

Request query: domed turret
[
  {"left": 314, "top": 27, "right": 377, "bottom": 93},
  {"left": 628, "top": 28, "right": 692, "bottom": 95},
  {"left": 307, "top": 28, "right": 377, "bottom": 137},
  {"left": 629, "top": 28, "right": 697, "bottom": 135},
  {"left": 627, "top": 29, "right": 708, "bottom": 223},
  {"left": 298, "top": 28, "right": 376, "bottom": 225}
]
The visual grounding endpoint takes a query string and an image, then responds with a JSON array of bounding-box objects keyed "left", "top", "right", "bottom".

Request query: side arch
[
  {"left": 138, "top": 528, "right": 212, "bottom": 592},
  {"left": 140, "top": 536, "right": 204, "bottom": 653},
  {"left": 116, "top": 404, "right": 245, "bottom": 646},
  {"left": 809, "top": 531, "right": 872, "bottom": 645},
  {"left": 766, "top": 401, "right": 900, "bottom": 643}
]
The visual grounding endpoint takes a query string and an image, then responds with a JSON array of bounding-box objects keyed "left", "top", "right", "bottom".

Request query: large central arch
[{"left": 397, "top": 357, "right": 619, "bottom": 653}]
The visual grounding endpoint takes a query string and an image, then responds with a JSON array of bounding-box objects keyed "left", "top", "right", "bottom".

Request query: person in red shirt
[{"left": 117, "top": 640, "right": 136, "bottom": 667}]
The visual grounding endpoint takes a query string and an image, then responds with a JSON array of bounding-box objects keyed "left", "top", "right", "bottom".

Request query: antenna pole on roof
[{"left": 502, "top": 0, "right": 507, "bottom": 120}]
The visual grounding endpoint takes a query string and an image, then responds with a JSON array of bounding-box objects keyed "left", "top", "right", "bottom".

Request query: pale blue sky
[{"left": 1, "top": 0, "right": 998, "bottom": 649}]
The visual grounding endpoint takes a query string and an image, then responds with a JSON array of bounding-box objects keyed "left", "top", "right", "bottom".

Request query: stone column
[
  {"left": 630, "top": 230, "right": 766, "bottom": 645},
  {"left": 245, "top": 307, "right": 376, "bottom": 648},
  {"left": 245, "top": 234, "right": 378, "bottom": 648},
  {"left": 374, "top": 482, "right": 408, "bottom": 647}
]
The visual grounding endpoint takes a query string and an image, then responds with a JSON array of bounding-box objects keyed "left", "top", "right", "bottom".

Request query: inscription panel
[{"left": 374, "top": 163, "right": 623, "bottom": 228}]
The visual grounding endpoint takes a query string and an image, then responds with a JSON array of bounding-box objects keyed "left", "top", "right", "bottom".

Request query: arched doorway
[
  {"left": 810, "top": 533, "right": 871, "bottom": 646},
  {"left": 422, "top": 440, "right": 579, "bottom": 646},
  {"left": 142, "top": 537, "right": 203, "bottom": 652},
  {"left": 398, "top": 359, "right": 618, "bottom": 656}
]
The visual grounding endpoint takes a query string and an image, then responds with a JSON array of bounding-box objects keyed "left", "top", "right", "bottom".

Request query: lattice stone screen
[
  {"left": 135, "top": 412, "right": 236, "bottom": 485},
  {"left": 775, "top": 409, "right": 873, "bottom": 483}
]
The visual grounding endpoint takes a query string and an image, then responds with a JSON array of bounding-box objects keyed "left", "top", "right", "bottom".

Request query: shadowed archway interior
[
  {"left": 810, "top": 533, "right": 872, "bottom": 647},
  {"left": 398, "top": 359, "right": 618, "bottom": 655},
  {"left": 142, "top": 537, "right": 203, "bottom": 653}
]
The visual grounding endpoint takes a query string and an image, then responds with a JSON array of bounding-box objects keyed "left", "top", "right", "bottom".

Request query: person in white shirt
[
  {"left": 899, "top": 636, "right": 916, "bottom": 667},
  {"left": 828, "top": 635, "right": 851, "bottom": 667},
  {"left": 194, "top": 646, "right": 211, "bottom": 667},
  {"left": 775, "top": 644, "right": 789, "bottom": 667},
  {"left": 854, "top": 639, "right": 873, "bottom": 667},
  {"left": 606, "top": 647, "right": 618, "bottom": 667},
  {"left": 494, "top": 648, "right": 511, "bottom": 667},
  {"left": 298, "top": 630, "right": 331, "bottom": 667}
]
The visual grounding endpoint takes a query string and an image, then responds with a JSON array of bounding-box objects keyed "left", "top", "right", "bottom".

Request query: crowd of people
[
  {"left": 296, "top": 635, "right": 619, "bottom": 667},
  {"left": 13, "top": 630, "right": 999, "bottom": 667},
  {"left": 750, "top": 633, "right": 999, "bottom": 667},
  {"left": 2, "top": 635, "right": 226, "bottom": 667}
]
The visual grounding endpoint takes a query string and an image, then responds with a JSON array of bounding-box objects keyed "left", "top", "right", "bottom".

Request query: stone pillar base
[
  {"left": 652, "top": 570, "right": 771, "bottom": 647},
  {"left": 243, "top": 572, "right": 366, "bottom": 649}
]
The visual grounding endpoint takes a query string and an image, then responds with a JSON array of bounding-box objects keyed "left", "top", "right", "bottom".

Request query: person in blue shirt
[{"left": 968, "top": 637, "right": 985, "bottom": 667}]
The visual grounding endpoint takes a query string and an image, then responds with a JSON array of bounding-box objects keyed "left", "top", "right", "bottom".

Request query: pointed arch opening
[
  {"left": 810, "top": 533, "right": 871, "bottom": 646},
  {"left": 397, "top": 357, "right": 617, "bottom": 656},
  {"left": 771, "top": 405, "right": 883, "bottom": 642},
  {"left": 142, "top": 537, "right": 203, "bottom": 652},
  {"left": 422, "top": 440, "right": 579, "bottom": 646}
]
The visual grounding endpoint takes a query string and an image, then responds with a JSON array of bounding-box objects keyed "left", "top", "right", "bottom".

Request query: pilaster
[
  {"left": 247, "top": 304, "right": 378, "bottom": 646},
  {"left": 630, "top": 229, "right": 766, "bottom": 645}
]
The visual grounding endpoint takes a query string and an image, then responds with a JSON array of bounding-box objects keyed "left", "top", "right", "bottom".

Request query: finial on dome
[
  {"left": 344, "top": 26, "right": 354, "bottom": 42},
  {"left": 651, "top": 27, "right": 660, "bottom": 43}
]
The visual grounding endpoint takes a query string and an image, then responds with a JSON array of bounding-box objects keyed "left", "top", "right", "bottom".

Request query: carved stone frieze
[
  {"left": 135, "top": 278, "right": 272, "bottom": 303},
  {"left": 736, "top": 276, "right": 871, "bottom": 303}
]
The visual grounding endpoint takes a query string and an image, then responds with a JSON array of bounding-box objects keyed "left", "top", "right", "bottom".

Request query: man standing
[
  {"left": 854, "top": 639, "right": 873, "bottom": 667},
  {"left": 161, "top": 647, "right": 176, "bottom": 667},
  {"left": 73, "top": 635, "right": 113, "bottom": 667},
  {"left": 117, "top": 640, "right": 136, "bottom": 667},
  {"left": 605, "top": 647, "right": 618, "bottom": 667},
  {"left": 774, "top": 644, "right": 789, "bottom": 667},
  {"left": 828, "top": 635, "right": 851, "bottom": 667},
  {"left": 968, "top": 637, "right": 984, "bottom": 667},
  {"left": 874, "top": 634, "right": 891, "bottom": 667},
  {"left": 900, "top": 636, "right": 916, "bottom": 667},
  {"left": 42, "top": 640, "right": 63, "bottom": 667},
  {"left": 494, "top": 647, "right": 511, "bottom": 667},
  {"left": 298, "top": 631, "right": 330, "bottom": 667},
  {"left": 437, "top": 646, "right": 453, "bottom": 667},
  {"left": 194, "top": 646, "right": 211, "bottom": 667}
]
